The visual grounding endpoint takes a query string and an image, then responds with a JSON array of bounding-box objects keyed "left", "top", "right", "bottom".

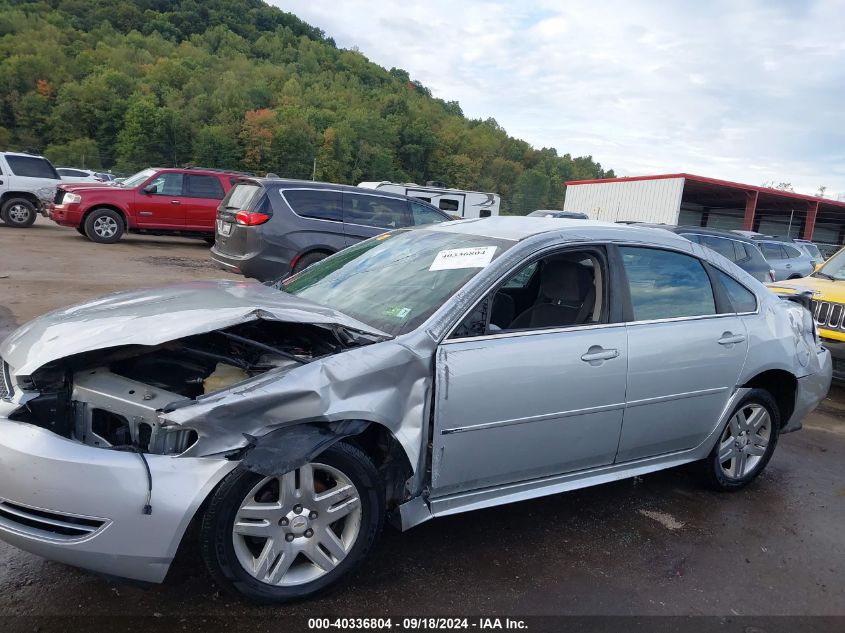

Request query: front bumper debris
[{"left": 0, "top": 416, "right": 236, "bottom": 582}]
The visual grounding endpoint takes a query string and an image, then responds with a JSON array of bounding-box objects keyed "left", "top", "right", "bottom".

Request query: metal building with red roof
[{"left": 563, "top": 173, "right": 845, "bottom": 245}]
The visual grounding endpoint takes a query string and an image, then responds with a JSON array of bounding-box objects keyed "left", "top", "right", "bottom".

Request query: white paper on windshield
[{"left": 429, "top": 246, "right": 497, "bottom": 271}]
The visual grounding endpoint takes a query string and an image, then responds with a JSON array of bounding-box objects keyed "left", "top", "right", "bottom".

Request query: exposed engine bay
[{"left": 10, "top": 322, "right": 348, "bottom": 455}]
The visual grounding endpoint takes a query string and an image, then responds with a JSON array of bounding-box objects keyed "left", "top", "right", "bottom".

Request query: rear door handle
[
  {"left": 581, "top": 346, "right": 619, "bottom": 364},
  {"left": 171, "top": 200, "right": 181, "bottom": 204},
  {"left": 718, "top": 332, "right": 746, "bottom": 346}
]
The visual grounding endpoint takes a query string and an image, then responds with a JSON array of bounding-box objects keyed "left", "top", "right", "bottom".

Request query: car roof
[
  {"left": 153, "top": 166, "right": 247, "bottom": 177},
  {"left": 243, "top": 177, "right": 448, "bottom": 205},
  {"left": 652, "top": 224, "right": 759, "bottom": 244},
  {"left": 420, "top": 216, "right": 693, "bottom": 247},
  {"left": 1, "top": 151, "right": 49, "bottom": 159}
]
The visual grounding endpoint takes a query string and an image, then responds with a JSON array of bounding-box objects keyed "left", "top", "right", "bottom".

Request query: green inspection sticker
[{"left": 384, "top": 306, "right": 412, "bottom": 318}]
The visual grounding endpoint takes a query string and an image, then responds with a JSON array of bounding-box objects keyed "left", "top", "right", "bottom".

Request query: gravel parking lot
[{"left": 1, "top": 222, "right": 844, "bottom": 622}]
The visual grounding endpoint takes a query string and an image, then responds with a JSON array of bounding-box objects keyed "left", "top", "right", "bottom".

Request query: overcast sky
[{"left": 274, "top": 0, "right": 845, "bottom": 197}]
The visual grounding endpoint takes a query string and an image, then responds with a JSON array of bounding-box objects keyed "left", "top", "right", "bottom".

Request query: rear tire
[
  {"left": 292, "top": 251, "right": 330, "bottom": 274},
  {"left": 75, "top": 226, "right": 86, "bottom": 236},
  {"left": 200, "top": 442, "right": 384, "bottom": 604},
  {"left": 1, "top": 197, "right": 37, "bottom": 228},
  {"left": 701, "top": 388, "right": 780, "bottom": 491},
  {"left": 84, "top": 208, "right": 124, "bottom": 243}
]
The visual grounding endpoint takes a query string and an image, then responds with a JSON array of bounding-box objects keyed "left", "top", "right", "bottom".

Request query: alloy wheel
[
  {"left": 717, "top": 404, "right": 771, "bottom": 479},
  {"left": 8, "top": 204, "right": 30, "bottom": 224},
  {"left": 93, "top": 216, "right": 118, "bottom": 238},
  {"left": 232, "top": 463, "right": 362, "bottom": 587}
]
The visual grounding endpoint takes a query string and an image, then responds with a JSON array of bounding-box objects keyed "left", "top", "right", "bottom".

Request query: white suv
[{"left": 0, "top": 152, "right": 61, "bottom": 228}]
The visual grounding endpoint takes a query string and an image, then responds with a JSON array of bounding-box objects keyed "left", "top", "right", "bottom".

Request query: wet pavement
[{"left": 0, "top": 223, "right": 843, "bottom": 623}]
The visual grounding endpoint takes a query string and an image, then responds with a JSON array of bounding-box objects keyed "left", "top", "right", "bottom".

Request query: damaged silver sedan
[{"left": 0, "top": 218, "right": 832, "bottom": 603}]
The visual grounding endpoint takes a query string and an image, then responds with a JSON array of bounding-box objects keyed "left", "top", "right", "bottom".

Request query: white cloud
[{"left": 272, "top": 0, "right": 845, "bottom": 197}]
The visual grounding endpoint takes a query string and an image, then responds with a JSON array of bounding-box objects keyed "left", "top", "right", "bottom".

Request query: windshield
[
  {"left": 280, "top": 230, "right": 514, "bottom": 335},
  {"left": 121, "top": 168, "right": 156, "bottom": 188},
  {"left": 817, "top": 248, "right": 845, "bottom": 280}
]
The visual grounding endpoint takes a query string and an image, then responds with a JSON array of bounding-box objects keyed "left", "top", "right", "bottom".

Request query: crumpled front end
[{"left": 0, "top": 281, "right": 430, "bottom": 582}]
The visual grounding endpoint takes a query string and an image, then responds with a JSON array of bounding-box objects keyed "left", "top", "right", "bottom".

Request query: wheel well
[
  {"left": 741, "top": 369, "right": 797, "bottom": 425},
  {"left": 294, "top": 248, "right": 335, "bottom": 265},
  {"left": 1, "top": 191, "right": 39, "bottom": 207},
  {"left": 82, "top": 205, "right": 128, "bottom": 229},
  {"left": 346, "top": 423, "right": 413, "bottom": 509}
]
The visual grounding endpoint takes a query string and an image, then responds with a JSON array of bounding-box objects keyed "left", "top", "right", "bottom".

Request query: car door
[
  {"left": 182, "top": 174, "right": 227, "bottom": 231},
  {"left": 759, "top": 241, "right": 790, "bottom": 280},
  {"left": 133, "top": 172, "right": 185, "bottom": 228},
  {"left": 615, "top": 245, "right": 749, "bottom": 462},
  {"left": 430, "top": 246, "right": 628, "bottom": 497},
  {"left": 342, "top": 193, "right": 411, "bottom": 246}
]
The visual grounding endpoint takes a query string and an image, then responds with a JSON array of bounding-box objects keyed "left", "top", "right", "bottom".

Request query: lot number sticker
[{"left": 429, "top": 246, "right": 497, "bottom": 271}]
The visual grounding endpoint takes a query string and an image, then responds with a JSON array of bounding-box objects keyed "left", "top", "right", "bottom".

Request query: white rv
[{"left": 358, "top": 181, "right": 500, "bottom": 218}]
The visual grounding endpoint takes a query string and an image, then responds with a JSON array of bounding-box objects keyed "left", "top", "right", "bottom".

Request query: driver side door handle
[{"left": 581, "top": 346, "right": 619, "bottom": 363}]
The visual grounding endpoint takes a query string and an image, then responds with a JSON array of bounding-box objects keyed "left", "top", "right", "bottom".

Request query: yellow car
[{"left": 769, "top": 248, "right": 845, "bottom": 381}]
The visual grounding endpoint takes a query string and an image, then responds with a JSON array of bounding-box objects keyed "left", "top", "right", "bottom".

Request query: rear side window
[
  {"left": 6, "top": 155, "right": 59, "bottom": 179},
  {"left": 411, "top": 201, "right": 447, "bottom": 226},
  {"left": 285, "top": 189, "right": 342, "bottom": 222},
  {"left": 699, "top": 235, "right": 738, "bottom": 261},
  {"left": 185, "top": 175, "right": 225, "bottom": 199},
  {"left": 344, "top": 193, "right": 410, "bottom": 229},
  {"left": 760, "top": 242, "right": 785, "bottom": 259},
  {"left": 620, "top": 247, "right": 716, "bottom": 321},
  {"left": 223, "top": 183, "right": 261, "bottom": 210},
  {"left": 58, "top": 168, "right": 88, "bottom": 177},
  {"left": 714, "top": 269, "right": 757, "bottom": 313},
  {"left": 783, "top": 244, "right": 802, "bottom": 259}
]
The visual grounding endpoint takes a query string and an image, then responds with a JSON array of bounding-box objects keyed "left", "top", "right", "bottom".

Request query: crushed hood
[{"left": 0, "top": 280, "right": 388, "bottom": 376}]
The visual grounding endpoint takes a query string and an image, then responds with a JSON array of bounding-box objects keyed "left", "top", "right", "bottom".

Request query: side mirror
[{"left": 141, "top": 184, "right": 156, "bottom": 195}]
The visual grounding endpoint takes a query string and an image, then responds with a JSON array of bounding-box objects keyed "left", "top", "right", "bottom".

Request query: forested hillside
[{"left": 0, "top": 0, "right": 613, "bottom": 213}]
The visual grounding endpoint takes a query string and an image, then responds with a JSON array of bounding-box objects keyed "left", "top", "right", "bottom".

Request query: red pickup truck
[{"left": 49, "top": 167, "right": 244, "bottom": 243}]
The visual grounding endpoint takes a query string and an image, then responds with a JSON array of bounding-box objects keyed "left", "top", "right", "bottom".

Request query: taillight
[
  {"left": 235, "top": 211, "right": 271, "bottom": 226},
  {"left": 769, "top": 269, "right": 776, "bottom": 282}
]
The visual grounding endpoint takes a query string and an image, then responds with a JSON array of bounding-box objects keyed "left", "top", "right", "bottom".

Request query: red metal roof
[{"left": 565, "top": 173, "right": 845, "bottom": 209}]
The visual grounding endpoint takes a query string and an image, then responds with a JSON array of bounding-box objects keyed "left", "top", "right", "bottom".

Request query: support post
[
  {"left": 803, "top": 201, "right": 819, "bottom": 240},
  {"left": 743, "top": 191, "right": 758, "bottom": 231}
]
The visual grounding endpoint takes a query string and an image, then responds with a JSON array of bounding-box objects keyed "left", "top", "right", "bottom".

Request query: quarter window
[
  {"left": 714, "top": 269, "right": 757, "bottom": 313},
  {"left": 285, "top": 189, "right": 342, "bottom": 222},
  {"left": 411, "top": 201, "right": 447, "bottom": 226},
  {"left": 620, "top": 247, "right": 716, "bottom": 321},
  {"left": 185, "top": 175, "right": 225, "bottom": 199},
  {"left": 344, "top": 193, "right": 410, "bottom": 229}
]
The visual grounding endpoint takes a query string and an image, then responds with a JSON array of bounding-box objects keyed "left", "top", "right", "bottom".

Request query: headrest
[{"left": 540, "top": 260, "right": 592, "bottom": 303}]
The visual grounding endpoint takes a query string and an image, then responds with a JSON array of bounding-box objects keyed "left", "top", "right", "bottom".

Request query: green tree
[{"left": 44, "top": 138, "right": 102, "bottom": 169}]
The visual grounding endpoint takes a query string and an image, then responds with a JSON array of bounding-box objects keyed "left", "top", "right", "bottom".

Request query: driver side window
[{"left": 452, "top": 248, "right": 606, "bottom": 338}]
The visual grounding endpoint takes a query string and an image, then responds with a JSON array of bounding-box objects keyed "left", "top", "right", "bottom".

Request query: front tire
[
  {"left": 1, "top": 197, "right": 37, "bottom": 228},
  {"left": 200, "top": 442, "right": 384, "bottom": 604},
  {"left": 701, "top": 388, "right": 780, "bottom": 491},
  {"left": 84, "top": 208, "right": 124, "bottom": 243}
]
